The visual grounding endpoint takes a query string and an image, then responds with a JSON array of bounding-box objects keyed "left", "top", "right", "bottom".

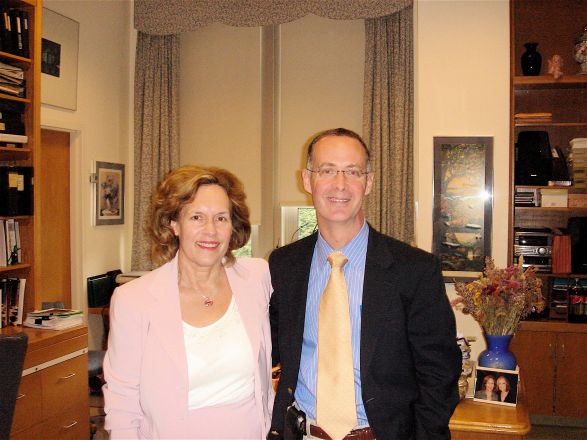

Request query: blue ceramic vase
[{"left": 478, "top": 334, "right": 517, "bottom": 370}]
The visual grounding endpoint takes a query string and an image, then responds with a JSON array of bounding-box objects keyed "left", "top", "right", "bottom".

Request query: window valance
[{"left": 135, "top": 0, "right": 412, "bottom": 35}]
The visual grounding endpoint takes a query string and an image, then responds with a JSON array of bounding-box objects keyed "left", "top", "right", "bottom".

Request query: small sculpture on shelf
[
  {"left": 7, "top": 244, "right": 20, "bottom": 265},
  {"left": 547, "top": 54, "right": 564, "bottom": 80},
  {"left": 575, "top": 25, "right": 587, "bottom": 74},
  {"left": 456, "top": 334, "right": 474, "bottom": 400}
]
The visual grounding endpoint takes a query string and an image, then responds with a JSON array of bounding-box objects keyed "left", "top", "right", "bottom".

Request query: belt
[{"left": 308, "top": 424, "right": 375, "bottom": 440}]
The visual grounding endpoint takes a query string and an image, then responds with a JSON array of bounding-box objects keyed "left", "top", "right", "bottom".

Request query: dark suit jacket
[{"left": 268, "top": 226, "right": 462, "bottom": 440}]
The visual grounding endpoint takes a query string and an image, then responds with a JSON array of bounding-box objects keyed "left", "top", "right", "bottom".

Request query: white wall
[
  {"left": 278, "top": 16, "right": 364, "bottom": 205},
  {"left": 41, "top": 0, "right": 134, "bottom": 349},
  {"left": 179, "top": 15, "right": 364, "bottom": 254},
  {"left": 180, "top": 24, "right": 262, "bottom": 224},
  {"left": 415, "top": 0, "right": 510, "bottom": 359}
]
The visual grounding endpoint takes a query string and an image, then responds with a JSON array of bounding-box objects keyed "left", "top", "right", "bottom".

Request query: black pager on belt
[{"left": 284, "top": 404, "right": 306, "bottom": 440}]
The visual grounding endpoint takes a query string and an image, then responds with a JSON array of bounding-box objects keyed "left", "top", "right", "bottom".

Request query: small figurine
[
  {"left": 575, "top": 25, "right": 587, "bottom": 74},
  {"left": 547, "top": 54, "right": 564, "bottom": 80},
  {"left": 456, "top": 334, "right": 474, "bottom": 400}
]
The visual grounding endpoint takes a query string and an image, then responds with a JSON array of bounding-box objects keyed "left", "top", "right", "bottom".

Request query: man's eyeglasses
[{"left": 306, "top": 167, "right": 369, "bottom": 180}]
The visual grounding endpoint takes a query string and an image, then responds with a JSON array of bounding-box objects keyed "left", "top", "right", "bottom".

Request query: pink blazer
[{"left": 103, "top": 256, "right": 274, "bottom": 439}]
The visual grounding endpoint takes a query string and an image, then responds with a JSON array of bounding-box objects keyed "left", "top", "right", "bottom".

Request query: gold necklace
[{"left": 178, "top": 270, "right": 218, "bottom": 307}]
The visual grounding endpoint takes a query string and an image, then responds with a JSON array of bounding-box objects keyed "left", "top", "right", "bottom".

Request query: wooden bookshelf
[{"left": 0, "top": 0, "right": 41, "bottom": 317}]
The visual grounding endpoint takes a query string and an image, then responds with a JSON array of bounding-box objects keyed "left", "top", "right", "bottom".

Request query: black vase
[{"left": 521, "top": 42, "right": 542, "bottom": 76}]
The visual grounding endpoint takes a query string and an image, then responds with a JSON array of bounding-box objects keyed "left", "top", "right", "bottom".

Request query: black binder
[{"left": 0, "top": 166, "right": 33, "bottom": 216}]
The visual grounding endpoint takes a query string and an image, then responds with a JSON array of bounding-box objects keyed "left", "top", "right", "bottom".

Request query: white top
[{"left": 182, "top": 296, "right": 255, "bottom": 409}]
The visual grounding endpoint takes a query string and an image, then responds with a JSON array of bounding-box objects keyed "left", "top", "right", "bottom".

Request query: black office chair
[{"left": 0, "top": 332, "right": 28, "bottom": 439}]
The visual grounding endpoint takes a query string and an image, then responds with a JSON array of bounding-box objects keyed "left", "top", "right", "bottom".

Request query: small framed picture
[
  {"left": 95, "top": 161, "right": 125, "bottom": 226},
  {"left": 473, "top": 365, "right": 519, "bottom": 407}
]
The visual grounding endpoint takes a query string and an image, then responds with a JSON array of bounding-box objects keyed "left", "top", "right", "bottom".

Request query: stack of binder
[
  {"left": 0, "top": 61, "right": 24, "bottom": 98},
  {"left": 0, "top": 7, "right": 29, "bottom": 58}
]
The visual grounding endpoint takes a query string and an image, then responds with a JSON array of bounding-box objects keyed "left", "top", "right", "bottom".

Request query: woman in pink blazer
[{"left": 103, "top": 165, "right": 274, "bottom": 439}]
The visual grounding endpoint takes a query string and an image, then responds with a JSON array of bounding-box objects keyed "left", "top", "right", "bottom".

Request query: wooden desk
[
  {"left": 1, "top": 325, "right": 90, "bottom": 439},
  {"left": 450, "top": 398, "right": 531, "bottom": 440}
]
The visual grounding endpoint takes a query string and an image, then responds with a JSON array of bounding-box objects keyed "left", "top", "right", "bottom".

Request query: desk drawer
[
  {"left": 11, "top": 373, "right": 43, "bottom": 433},
  {"left": 11, "top": 402, "right": 88, "bottom": 440},
  {"left": 41, "top": 353, "right": 88, "bottom": 419}
]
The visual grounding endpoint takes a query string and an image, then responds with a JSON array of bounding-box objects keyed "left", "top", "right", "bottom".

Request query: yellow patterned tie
[{"left": 316, "top": 251, "right": 357, "bottom": 439}]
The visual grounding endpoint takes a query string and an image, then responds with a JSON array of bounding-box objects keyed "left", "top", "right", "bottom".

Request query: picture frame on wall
[
  {"left": 432, "top": 136, "right": 493, "bottom": 281},
  {"left": 95, "top": 161, "right": 124, "bottom": 226},
  {"left": 41, "top": 8, "right": 79, "bottom": 110}
]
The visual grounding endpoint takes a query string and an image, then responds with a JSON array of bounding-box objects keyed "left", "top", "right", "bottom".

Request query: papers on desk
[{"left": 23, "top": 308, "right": 84, "bottom": 330}]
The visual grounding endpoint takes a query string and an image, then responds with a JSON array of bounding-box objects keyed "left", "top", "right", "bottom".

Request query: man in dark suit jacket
[{"left": 268, "top": 128, "right": 461, "bottom": 440}]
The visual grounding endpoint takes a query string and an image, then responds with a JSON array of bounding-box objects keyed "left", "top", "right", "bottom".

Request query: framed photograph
[
  {"left": 473, "top": 365, "right": 519, "bottom": 407},
  {"left": 41, "top": 8, "right": 79, "bottom": 110},
  {"left": 432, "top": 137, "right": 493, "bottom": 281},
  {"left": 95, "top": 161, "right": 124, "bottom": 226}
]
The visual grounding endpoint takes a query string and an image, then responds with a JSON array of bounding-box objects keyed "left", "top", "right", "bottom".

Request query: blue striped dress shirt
[{"left": 295, "top": 221, "right": 369, "bottom": 426}]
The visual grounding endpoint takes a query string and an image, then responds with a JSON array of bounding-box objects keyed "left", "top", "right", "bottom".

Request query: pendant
[{"left": 203, "top": 297, "right": 214, "bottom": 307}]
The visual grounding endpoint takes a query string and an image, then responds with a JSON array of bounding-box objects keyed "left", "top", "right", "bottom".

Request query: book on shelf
[
  {"left": 0, "top": 277, "right": 23, "bottom": 327},
  {"left": 8, "top": 9, "right": 24, "bottom": 57},
  {"left": 0, "top": 133, "right": 27, "bottom": 143},
  {"left": 0, "top": 281, "right": 4, "bottom": 328},
  {"left": 4, "top": 218, "right": 18, "bottom": 264},
  {"left": 14, "top": 220, "right": 21, "bottom": 263},
  {"left": 547, "top": 180, "right": 573, "bottom": 187},
  {"left": 0, "top": 8, "right": 14, "bottom": 55},
  {"left": 23, "top": 308, "right": 84, "bottom": 331},
  {"left": 19, "top": 10, "right": 29, "bottom": 58},
  {"left": 0, "top": 219, "right": 6, "bottom": 266}
]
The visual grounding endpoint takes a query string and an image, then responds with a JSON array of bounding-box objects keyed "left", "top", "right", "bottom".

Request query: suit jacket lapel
[
  {"left": 148, "top": 256, "right": 189, "bottom": 375},
  {"left": 360, "top": 227, "right": 395, "bottom": 371}
]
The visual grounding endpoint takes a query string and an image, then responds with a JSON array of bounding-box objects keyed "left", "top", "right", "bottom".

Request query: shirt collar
[{"left": 316, "top": 221, "right": 369, "bottom": 268}]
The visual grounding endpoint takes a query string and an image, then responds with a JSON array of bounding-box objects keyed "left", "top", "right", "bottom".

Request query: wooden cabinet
[
  {"left": 0, "top": 0, "right": 41, "bottom": 315},
  {"left": 7, "top": 326, "right": 89, "bottom": 439},
  {"left": 511, "top": 321, "right": 587, "bottom": 418},
  {"left": 509, "top": 0, "right": 587, "bottom": 278}
]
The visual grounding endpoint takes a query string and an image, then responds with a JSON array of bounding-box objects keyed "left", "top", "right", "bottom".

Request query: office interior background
[{"left": 39, "top": 0, "right": 509, "bottom": 358}]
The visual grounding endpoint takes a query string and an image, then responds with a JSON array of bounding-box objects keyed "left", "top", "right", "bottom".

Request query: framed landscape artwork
[{"left": 432, "top": 137, "right": 493, "bottom": 281}]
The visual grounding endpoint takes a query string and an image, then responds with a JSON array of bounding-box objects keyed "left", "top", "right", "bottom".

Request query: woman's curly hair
[{"left": 147, "top": 165, "right": 251, "bottom": 267}]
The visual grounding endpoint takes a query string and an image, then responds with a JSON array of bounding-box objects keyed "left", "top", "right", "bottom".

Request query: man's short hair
[{"left": 306, "top": 127, "right": 371, "bottom": 171}]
